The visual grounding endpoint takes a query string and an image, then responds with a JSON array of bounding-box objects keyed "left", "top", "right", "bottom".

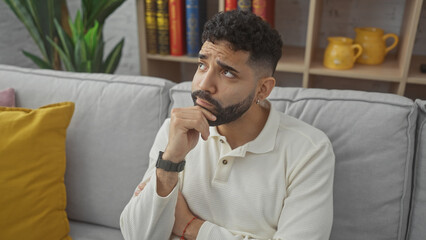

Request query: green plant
[
  {"left": 48, "top": 11, "right": 124, "bottom": 73},
  {"left": 5, "top": 0, "right": 125, "bottom": 73},
  {"left": 4, "top": 0, "right": 68, "bottom": 70}
]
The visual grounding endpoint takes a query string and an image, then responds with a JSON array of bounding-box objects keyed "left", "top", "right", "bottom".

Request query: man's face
[{"left": 191, "top": 40, "right": 257, "bottom": 126}]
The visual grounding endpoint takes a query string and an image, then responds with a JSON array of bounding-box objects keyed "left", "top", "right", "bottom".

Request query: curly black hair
[{"left": 202, "top": 10, "right": 283, "bottom": 76}]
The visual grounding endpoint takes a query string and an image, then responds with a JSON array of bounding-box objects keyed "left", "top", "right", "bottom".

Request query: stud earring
[{"left": 256, "top": 99, "right": 260, "bottom": 104}]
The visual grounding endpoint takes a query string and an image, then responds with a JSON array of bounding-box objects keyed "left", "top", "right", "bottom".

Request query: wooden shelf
[
  {"left": 147, "top": 54, "right": 198, "bottom": 64},
  {"left": 309, "top": 54, "right": 403, "bottom": 83},
  {"left": 276, "top": 46, "right": 305, "bottom": 73},
  {"left": 136, "top": 0, "right": 426, "bottom": 98},
  {"left": 408, "top": 55, "right": 426, "bottom": 84},
  {"left": 147, "top": 46, "right": 306, "bottom": 73}
]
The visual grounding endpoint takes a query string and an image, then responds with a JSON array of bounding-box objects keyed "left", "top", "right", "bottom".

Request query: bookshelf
[{"left": 135, "top": 0, "right": 426, "bottom": 99}]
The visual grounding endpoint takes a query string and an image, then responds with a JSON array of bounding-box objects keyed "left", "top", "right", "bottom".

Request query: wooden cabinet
[{"left": 135, "top": 0, "right": 426, "bottom": 99}]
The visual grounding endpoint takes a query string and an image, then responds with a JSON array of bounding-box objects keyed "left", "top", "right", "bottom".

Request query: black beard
[{"left": 191, "top": 90, "right": 254, "bottom": 126}]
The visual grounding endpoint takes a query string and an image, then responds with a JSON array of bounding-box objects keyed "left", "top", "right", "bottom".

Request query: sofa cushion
[
  {"left": 169, "top": 82, "right": 416, "bottom": 240},
  {"left": 0, "top": 64, "right": 175, "bottom": 229},
  {"left": 0, "top": 87, "right": 15, "bottom": 106},
  {"left": 407, "top": 100, "right": 426, "bottom": 240},
  {"left": 0, "top": 102, "right": 74, "bottom": 240},
  {"left": 69, "top": 220, "right": 123, "bottom": 240}
]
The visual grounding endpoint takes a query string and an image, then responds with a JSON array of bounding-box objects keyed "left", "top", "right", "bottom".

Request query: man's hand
[
  {"left": 157, "top": 106, "right": 215, "bottom": 198},
  {"left": 163, "top": 106, "right": 216, "bottom": 163},
  {"left": 134, "top": 177, "right": 151, "bottom": 197}
]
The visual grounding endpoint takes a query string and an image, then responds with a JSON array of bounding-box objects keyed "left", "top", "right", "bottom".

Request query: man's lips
[{"left": 196, "top": 98, "right": 213, "bottom": 109}]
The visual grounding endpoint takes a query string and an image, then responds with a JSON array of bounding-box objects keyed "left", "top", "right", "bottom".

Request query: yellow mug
[
  {"left": 324, "top": 37, "right": 363, "bottom": 70},
  {"left": 354, "top": 27, "right": 399, "bottom": 65}
]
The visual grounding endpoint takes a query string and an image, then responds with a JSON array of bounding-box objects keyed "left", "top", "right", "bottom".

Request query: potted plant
[{"left": 4, "top": 0, "right": 125, "bottom": 74}]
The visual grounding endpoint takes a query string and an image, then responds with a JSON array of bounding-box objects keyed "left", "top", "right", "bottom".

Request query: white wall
[{"left": 0, "top": 0, "right": 140, "bottom": 75}]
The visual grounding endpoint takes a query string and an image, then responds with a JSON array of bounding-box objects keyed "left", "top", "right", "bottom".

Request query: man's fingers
[
  {"left": 197, "top": 106, "right": 217, "bottom": 122},
  {"left": 134, "top": 178, "right": 151, "bottom": 196},
  {"left": 171, "top": 107, "right": 214, "bottom": 140}
]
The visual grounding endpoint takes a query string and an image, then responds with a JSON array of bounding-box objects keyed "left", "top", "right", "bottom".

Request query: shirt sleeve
[
  {"left": 196, "top": 141, "right": 335, "bottom": 240},
  {"left": 120, "top": 119, "right": 179, "bottom": 240}
]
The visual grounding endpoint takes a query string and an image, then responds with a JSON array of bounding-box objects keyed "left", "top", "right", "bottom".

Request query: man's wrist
[
  {"left": 156, "top": 151, "right": 185, "bottom": 172},
  {"left": 156, "top": 168, "right": 178, "bottom": 197},
  {"left": 162, "top": 150, "right": 185, "bottom": 163},
  {"left": 184, "top": 218, "right": 204, "bottom": 240}
]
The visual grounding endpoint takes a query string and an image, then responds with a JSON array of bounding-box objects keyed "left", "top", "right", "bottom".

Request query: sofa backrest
[
  {"left": 407, "top": 100, "right": 426, "bottom": 240},
  {"left": 0, "top": 64, "right": 175, "bottom": 229},
  {"left": 169, "top": 82, "right": 417, "bottom": 240}
]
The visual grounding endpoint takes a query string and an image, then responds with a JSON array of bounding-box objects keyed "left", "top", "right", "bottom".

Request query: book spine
[
  {"left": 186, "top": 0, "right": 205, "bottom": 57},
  {"left": 169, "top": 0, "right": 185, "bottom": 55},
  {"left": 252, "top": 0, "right": 275, "bottom": 27},
  {"left": 266, "top": 0, "right": 275, "bottom": 28},
  {"left": 252, "top": 0, "right": 266, "bottom": 19},
  {"left": 145, "top": 0, "right": 157, "bottom": 54},
  {"left": 237, "top": 0, "right": 251, "bottom": 11},
  {"left": 225, "top": 0, "right": 237, "bottom": 11},
  {"left": 157, "top": 0, "right": 170, "bottom": 55}
]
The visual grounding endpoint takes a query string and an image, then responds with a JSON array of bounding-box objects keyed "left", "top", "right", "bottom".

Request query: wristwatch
[{"left": 155, "top": 151, "right": 186, "bottom": 172}]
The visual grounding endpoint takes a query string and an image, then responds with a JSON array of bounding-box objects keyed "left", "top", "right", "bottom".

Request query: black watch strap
[{"left": 155, "top": 151, "right": 185, "bottom": 172}]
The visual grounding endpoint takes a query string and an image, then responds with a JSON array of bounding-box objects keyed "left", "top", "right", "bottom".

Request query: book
[
  {"left": 169, "top": 0, "right": 185, "bottom": 56},
  {"left": 237, "top": 0, "right": 251, "bottom": 12},
  {"left": 252, "top": 0, "right": 275, "bottom": 27},
  {"left": 186, "top": 0, "right": 206, "bottom": 56},
  {"left": 225, "top": 0, "right": 237, "bottom": 11},
  {"left": 157, "top": 0, "right": 170, "bottom": 55},
  {"left": 145, "top": 0, "right": 157, "bottom": 54}
]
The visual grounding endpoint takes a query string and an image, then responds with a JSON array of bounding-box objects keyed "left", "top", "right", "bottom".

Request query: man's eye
[
  {"left": 224, "top": 70, "right": 235, "bottom": 78},
  {"left": 199, "top": 63, "right": 206, "bottom": 70}
]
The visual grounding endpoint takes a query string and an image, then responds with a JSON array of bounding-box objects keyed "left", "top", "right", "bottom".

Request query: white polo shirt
[{"left": 120, "top": 101, "right": 335, "bottom": 240}]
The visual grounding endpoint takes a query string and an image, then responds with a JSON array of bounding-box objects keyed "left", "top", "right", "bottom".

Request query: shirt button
[
  {"left": 222, "top": 159, "right": 228, "bottom": 165},
  {"left": 220, "top": 139, "right": 225, "bottom": 143}
]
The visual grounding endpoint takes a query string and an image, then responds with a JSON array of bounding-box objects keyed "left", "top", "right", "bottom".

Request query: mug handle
[
  {"left": 352, "top": 44, "right": 363, "bottom": 63},
  {"left": 383, "top": 33, "right": 399, "bottom": 54}
]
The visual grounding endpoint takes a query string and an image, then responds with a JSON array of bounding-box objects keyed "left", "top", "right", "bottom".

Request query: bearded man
[{"left": 120, "top": 10, "right": 335, "bottom": 240}]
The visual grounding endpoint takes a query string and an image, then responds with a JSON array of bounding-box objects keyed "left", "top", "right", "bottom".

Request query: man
[{"left": 120, "top": 10, "right": 335, "bottom": 240}]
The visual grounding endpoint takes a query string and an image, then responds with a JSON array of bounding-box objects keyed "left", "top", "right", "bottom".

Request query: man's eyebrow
[
  {"left": 198, "top": 53, "right": 207, "bottom": 59},
  {"left": 216, "top": 60, "right": 239, "bottom": 73}
]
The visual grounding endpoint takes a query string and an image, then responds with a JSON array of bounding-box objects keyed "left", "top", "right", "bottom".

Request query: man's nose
[{"left": 199, "top": 69, "right": 216, "bottom": 94}]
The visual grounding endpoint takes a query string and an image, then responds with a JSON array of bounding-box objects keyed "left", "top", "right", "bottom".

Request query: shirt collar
[
  {"left": 208, "top": 100, "right": 279, "bottom": 155},
  {"left": 246, "top": 100, "right": 279, "bottom": 154}
]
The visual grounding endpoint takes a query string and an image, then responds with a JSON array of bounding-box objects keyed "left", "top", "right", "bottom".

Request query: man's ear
[{"left": 256, "top": 76, "right": 276, "bottom": 101}]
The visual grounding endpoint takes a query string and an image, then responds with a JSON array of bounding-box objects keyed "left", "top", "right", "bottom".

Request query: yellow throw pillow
[{"left": 0, "top": 102, "right": 75, "bottom": 240}]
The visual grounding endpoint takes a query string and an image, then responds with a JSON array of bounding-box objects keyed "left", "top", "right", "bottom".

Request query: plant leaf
[
  {"left": 75, "top": 10, "right": 83, "bottom": 36},
  {"left": 74, "top": 37, "right": 88, "bottom": 72},
  {"left": 103, "top": 38, "right": 124, "bottom": 74},
  {"left": 53, "top": 18, "right": 74, "bottom": 65},
  {"left": 68, "top": 18, "right": 78, "bottom": 45},
  {"left": 84, "top": 0, "right": 125, "bottom": 29},
  {"left": 25, "top": 0, "right": 41, "bottom": 31},
  {"left": 92, "top": 34, "right": 104, "bottom": 72},
  {"left": 47, "top": 37, "right": 75, "bottom": 71},
  {"left": 84, "top": 21, "right": 100, "bottom": 59},
  {"left": 22, "top": 50, "right": 52, "bottom": 69},
  {"left": 31, "top": 0, "right": 61, "bottom": 64}
]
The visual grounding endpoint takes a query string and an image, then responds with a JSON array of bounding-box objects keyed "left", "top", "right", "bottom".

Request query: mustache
[{"left": 191, "top": 90, "right": 223, "bottom": 112}]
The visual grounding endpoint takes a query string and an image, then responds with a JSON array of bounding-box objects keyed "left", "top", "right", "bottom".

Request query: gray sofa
[{"left": 0, "top": 64, "right": 424, "bottom": 240}]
